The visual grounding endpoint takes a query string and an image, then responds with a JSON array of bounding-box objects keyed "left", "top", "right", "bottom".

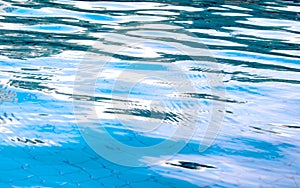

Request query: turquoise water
[{"left": 0, "top": 0, "right": 300, "bottom": 187}]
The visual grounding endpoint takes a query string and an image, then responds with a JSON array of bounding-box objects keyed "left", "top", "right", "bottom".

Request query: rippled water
[{"left": 0, "top": 0, "right": 300, "bottom": 187}]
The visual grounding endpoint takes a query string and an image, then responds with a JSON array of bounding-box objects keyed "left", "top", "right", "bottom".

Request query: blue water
[{"left": 0, "top": 0, "right": 300, "bottom": 187}]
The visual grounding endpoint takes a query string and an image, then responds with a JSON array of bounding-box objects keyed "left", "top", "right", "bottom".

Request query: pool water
[{"left": 0, "top": 0, "right": 300, "bottom": 187}]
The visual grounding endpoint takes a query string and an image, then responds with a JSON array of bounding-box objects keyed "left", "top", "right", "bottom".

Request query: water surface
[{"left": 0, "top": 0, "right": 300, "bottom": 187}]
